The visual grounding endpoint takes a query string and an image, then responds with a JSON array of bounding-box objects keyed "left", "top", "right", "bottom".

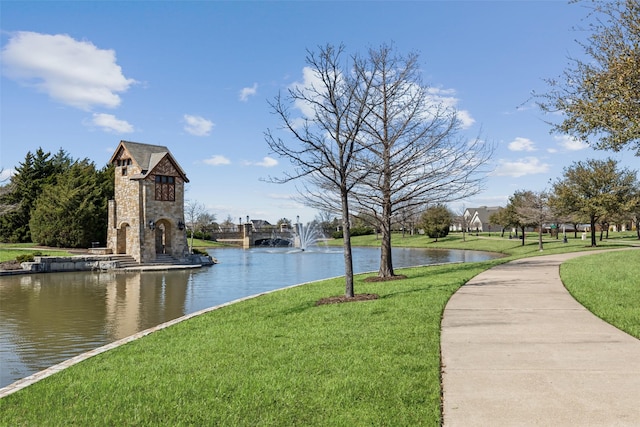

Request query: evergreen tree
[
  {"left": 419, "top": 205, "right": 452, "bottom": 241},
  {"left": 0, "top": 148, "right": 70, "bottom": 242},
  {"left": 30, "top": 160, "right": 111, "bottom": 248}
]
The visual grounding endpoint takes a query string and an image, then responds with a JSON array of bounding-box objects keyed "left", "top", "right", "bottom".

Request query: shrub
[
  {"left": 331, "top": 227, "right": 375, "bottom": 239},
  {"left": 16, "top": 253, "right": 35, "bottom": 263}
]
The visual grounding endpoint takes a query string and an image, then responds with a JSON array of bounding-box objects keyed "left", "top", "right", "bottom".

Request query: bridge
[{"left": 212, "top": 224, "right": 300, "bottom": 249}]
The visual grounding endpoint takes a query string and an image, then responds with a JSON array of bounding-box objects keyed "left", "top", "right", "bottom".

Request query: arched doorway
[
  {"left": 116, "top": 223, "right": 129, "bottom": 254},
  {"left": 153, "top": 219, "right": 172, "bottom": 255}
]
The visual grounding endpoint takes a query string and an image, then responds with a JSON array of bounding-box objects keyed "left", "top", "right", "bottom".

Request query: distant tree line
[
  {"left": 0, "top": 148, "right": 114, "bottom": 248},
  {"left": 485, "top": 158, "right": 640, "bottom": 249}
]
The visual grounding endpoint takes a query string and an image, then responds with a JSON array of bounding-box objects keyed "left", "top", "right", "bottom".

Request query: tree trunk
[
  {"left": 379, "top": 209, "right": 394, "bottom": 278},
  {"left": 590, "top": 216, "right": 597, "bottom": 247},
  {"left": 520, "top": 226, "right": 526, "bottom": 246},
  {"left": 538, "top": 224, "right": 543, "bottom": 251},
  {"left": 341, "top": 193, "right": 355, "bottom": 298},
  {"left": 378, "top": 138, "right": 394, "bottom": 278}
]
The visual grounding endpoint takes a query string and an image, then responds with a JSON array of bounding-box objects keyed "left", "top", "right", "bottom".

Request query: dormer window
[{"left": 155, "top": 175, "right": 175, "bottom": 201}]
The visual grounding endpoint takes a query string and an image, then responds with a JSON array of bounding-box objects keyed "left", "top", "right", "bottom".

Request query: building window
[
  {"left": 117, "top": 158, "right": 132, "bottom": 175},
  {"left": 155, "top": 175, "right": 175, "bottom": 201}
]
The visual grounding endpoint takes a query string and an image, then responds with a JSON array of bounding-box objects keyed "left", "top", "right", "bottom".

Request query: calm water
[{"left": 0, "top": 246, "right": 500, "bottom": 388}]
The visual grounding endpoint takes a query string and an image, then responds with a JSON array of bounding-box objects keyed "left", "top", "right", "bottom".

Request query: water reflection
[
  {"left": 0, "top": 246, "right": 500, "bottom": 388},
  {"left": 0, "top": 270, "right": 193, "bottom": 387}
]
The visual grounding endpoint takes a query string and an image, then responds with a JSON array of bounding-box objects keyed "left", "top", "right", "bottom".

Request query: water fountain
[{"left": 294, "top": 221, "right": 323, "bottom": 251}]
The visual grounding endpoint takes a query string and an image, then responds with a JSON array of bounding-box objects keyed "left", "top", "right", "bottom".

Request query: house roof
[
  {"left": 465, "top": 206, "right": 502, "bottom": 224},
  {"left": 474, "top": 206, "right": 501, "bottom": 224},
  {"left": 109, "top": 140, "right": 189, "bottom": 182}
]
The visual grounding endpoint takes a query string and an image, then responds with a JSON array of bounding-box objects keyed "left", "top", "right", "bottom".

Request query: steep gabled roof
[
  {"left": 110, "top": 140, "right": 189, "bottom": 182},
  {"left": 474, "top": 206, "right": 501, "bottom": 224}
]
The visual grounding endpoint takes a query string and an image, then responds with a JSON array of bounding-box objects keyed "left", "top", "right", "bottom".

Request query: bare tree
[
  {"left": 314, "top": 209, "right": 338, "bottom": 236},
  {"left": 351, "top": 44, "right": 493, "bottom": 278},
  {"left": 514, "top": 190, "right": 552, "bottom": 251},
  {"left": 184, "top": 200, "right": 206, "bottom": 253},
  {"left": 455, "top": 205, "right": 471, "bottom": 241},
  {"left": 265, "top": 44, "right": 374, "bottom": 298},
  {"left": 196, "top": 212, "right": 217, "bottom": 238}
]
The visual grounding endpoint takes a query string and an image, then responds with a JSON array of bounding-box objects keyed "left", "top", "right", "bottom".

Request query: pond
[{"left": 0, "top": 246, "right": 501, "bottom": 388}]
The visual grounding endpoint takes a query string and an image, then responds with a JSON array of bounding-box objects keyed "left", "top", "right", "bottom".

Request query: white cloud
[
  {"left": 291, "top": 66, "right": 325, "bottom": 119},
  {"left": 244, "top": 156, "right": 278, "bottom": 167},
  {"left": 90, "top": 113, "right": 134, "bottom": 133},
  {"left": 427, "top": 87, "right": 475, "bottom": 129},
  {"left": 183, "top": 114, "right": 214, "bottom": 136},
  {"left": 508, "top": 137, "right": 536, "bottom": 152},
  {"left": 267, "top": 193, "right": 295, "bottom": 200},
  {"left": 0, "top": 169, "right": 15, "bottom": 182},
  {"left": 203, "top": 155, "right": 231, "bottom": 166},
  {"left": 239, "top": 83, "right": 258, "bottom": 101},
  {"left": 1, "top": 31, "right": 136, "bottom": 110},
  {"left": 554, "top": 135, "right": 589, "bottom": 151},
  {"left": 456, "top": 110, "right": 475, "bottom": 129},
  {"left": 492, "top": 157, "right": 550, "bottom": 177}
]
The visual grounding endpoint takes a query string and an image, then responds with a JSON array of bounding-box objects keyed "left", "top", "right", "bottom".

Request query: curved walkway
[{"left": 441, "top": 249, "right": 640, "bottom": 426}]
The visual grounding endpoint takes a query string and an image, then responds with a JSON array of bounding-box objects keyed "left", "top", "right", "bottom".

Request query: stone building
[{"left": 106, "top": 141, "right": 189, "bottom": 263}]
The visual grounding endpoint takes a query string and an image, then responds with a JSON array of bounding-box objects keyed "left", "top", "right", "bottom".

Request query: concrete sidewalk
[{"left": 441, "top": 249, "right": 640, "bottom": 426}]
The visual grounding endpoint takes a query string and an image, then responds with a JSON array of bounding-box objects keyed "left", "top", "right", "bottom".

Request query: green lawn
[
  {"left": 0, "top": 261, "right": 498, "bottom": 426},
  {"left": 0, "top": 245, "right": 73, "bottom": 262},
  {"left": 0, "top": 232, "right": 637, "bottom": 425},
  {"left": 333, "top": 230, "right": 636, "bottom": 257},
  {"left": 561, "top": 249, "right": 640, "bottom": 339}
]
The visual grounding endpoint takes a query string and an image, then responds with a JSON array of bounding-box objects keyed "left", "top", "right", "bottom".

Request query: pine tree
[{"left": 30, "top": 159, "right": 112, "bottom": 248}]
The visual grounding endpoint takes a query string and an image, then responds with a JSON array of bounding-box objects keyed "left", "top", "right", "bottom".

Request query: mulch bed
[
  {"left": 316, "top": 293, "right": 379, "bottom": 305},
  {"left": 315, "top": 274, "right": 409, "bottom": 305},
  {"left": 363, "top": 274, "right": 408, "bottom": 282}
]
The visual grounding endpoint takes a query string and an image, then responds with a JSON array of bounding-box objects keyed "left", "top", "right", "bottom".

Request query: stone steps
[
  {"left": 144, "top": 254, "right": 182, "bottom": 265},
  {"left": 110, "top": 255, "right": 139, "bottom": 268}
]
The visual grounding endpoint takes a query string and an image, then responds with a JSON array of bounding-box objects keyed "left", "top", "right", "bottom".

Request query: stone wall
[
  {"left": 108, "top": 164, "right": 144, "bottom": 261},
  {"left": 140, "top": 176, "right": 188, "bottom": 262}
]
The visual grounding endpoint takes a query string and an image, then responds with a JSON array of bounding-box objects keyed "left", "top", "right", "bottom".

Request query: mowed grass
[
  {"left": 337, "top": 230, "right": 636, "bottom": 258},
  {"left": 561, "top": 249, "right": 640, "bottom": 339},
  {"left": 0, "top": 245, "right": 72, "bottom": 262},
  {"left": 0, "top": 261, "right": 497, "bottom": 426}
]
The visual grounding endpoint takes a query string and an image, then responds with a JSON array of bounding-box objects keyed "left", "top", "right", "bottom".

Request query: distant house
[
  {"left": 460, "top": 206, "right": 502, "bottom": 233},
  {"left": 249, "top": 219, "right": 272, "bottom": 231}
]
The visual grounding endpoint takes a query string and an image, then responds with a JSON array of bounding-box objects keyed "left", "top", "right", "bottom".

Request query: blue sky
[{"left": 1, "top": 1, "right": 637, "bottom": 225}]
